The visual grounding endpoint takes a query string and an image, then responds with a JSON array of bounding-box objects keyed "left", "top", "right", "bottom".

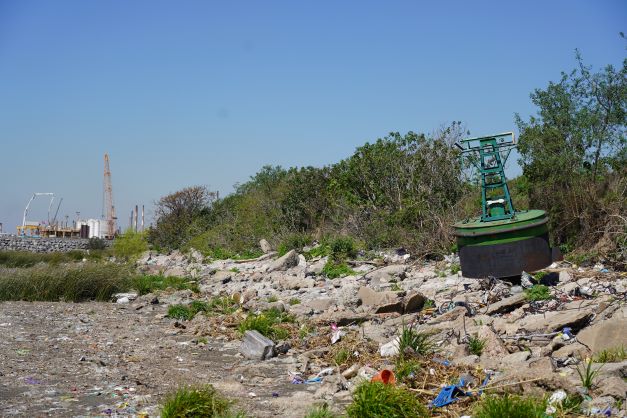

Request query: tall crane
[{"left": 103, "top": 154, "right": 116, "bottom": 238}]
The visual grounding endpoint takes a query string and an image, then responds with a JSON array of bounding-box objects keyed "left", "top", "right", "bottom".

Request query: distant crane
[
  {"left": 21, "top": 192, "right": 54, "bottom": 234},
  {"left": 102, "top": 154, "right": 116, "bottom": 238}
]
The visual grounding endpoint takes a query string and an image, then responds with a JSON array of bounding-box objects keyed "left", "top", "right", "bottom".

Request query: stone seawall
[{"left": 0, "top": 236, "right": 111, "bottom": 253}]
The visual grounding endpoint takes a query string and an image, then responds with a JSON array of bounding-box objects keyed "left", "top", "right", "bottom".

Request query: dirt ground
[{"left": 0, "top": 301, "right": 321, "bottom": 417}]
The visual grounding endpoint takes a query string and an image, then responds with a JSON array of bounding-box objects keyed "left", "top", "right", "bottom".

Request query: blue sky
[{"left": 0, "top": 1, "right": 625, "bottom": 232}]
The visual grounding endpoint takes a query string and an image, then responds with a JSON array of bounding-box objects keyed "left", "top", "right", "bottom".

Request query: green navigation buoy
[{"left": 453, "top": 132, "right": 557, "bottom": 278}]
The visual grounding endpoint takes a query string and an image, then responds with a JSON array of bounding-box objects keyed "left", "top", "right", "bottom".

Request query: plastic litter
[
  {"left": 521, "top": 271, "right": 534, "bottom": 288},
  {"left": 430, "top": 372, "right": 492, "bottom": 408},
  {"left": 545, "top": 390, "right": 567, "bottom": 414},
  {"left": 370, "top": 369, "right": 396, "bottom": 385}
]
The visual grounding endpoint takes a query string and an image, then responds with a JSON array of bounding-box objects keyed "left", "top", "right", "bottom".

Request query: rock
[
  {"left": 576, "top": 313, "right": 627, "bottom": 353},
  {"left": 357, "top": 287, "right": 403, "bottom": 314},
  {"left": 297, "top": 254, "right": 307, "bottom": 268},
  {"left": 514, "top": 309, "right": 593, "bottom": 334},
  {"left": 342, "top": 364, "right": 360, "bottom": 379},
  {"left": 189, "top": 248, "right": 204, "bottom": 263},
  {"left": 552, "top": 342, "right": 589, "bottom": 359},
  {"left": 559, "top": 270, "right": 573, "bottom": 283},
  {"left": 477, "top": 326, "right": 509, "bottom": 360},
  {"left": 240, "top": 330, "right": 276, "bottom": 360},
  {"left": 306, "top": 257, "right": 328, "bottom": 276},
  {"left": 485, "top": 293, "right": 527, "bottom": 315},
  {"left": 307, "top": 298, "right": 335, "bottom": 312},
  {"left": 403, "top": 292, "right": 426, "bottom": 313},
  {"left": 597, "top": 375, "right": 627, "bottom": 399},
  {"left": 277, "top": 276, "right": 314, "bottom": 290},
  {"left": 163, "top": 266, "right": 187, "bottom": 278},
  {"left": 380, "top": 337, "right": 400, "bottom": 357},
  {"left": 452, "top": 355, "right": 479, "bottom": 366},
  {"left": 259, "top": 239, "right": 272, "bottom": 253},
  {"left": 113, "top": 292, "right": 138, "bottom": 303},
  {"left": 498, "top": 351, "right": 531, "bottom": 370},
  {"left": 366, "top": 265, "right": 408, "bottom": 281},
  {"left": 267, "top": 250, "right": 299, "bottom": 272}
]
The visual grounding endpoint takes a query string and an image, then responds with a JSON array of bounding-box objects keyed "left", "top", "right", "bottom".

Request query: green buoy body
[
  {"left": 453, "top": 132, "right": 555, "bottom": 278},
  {"left": 454, "top": 209, "right": 552, "bottom": 278}
]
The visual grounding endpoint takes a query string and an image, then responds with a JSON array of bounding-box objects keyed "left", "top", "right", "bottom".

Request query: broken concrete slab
[
  {"left": 357, "top": 286, "right": 403, "bottom": 314},
  {"left": 576, "top": 312, "right": 627, "bottom": 353},
  {"left": 485, "top": 293, "right": 527, "bottom": 315},
  {"left": 240, "top": 330, "right": 276, "bottom": 360},
  {"left": 403, "top": 292, "right": 426, "bottom": 313},
  {"left": 267, "top": 250, "right": 299, "bottom": 272}
]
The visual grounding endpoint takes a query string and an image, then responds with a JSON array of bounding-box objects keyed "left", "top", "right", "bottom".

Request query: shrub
[
  {"left": 112, "top": 229, "right": 148, "bottom": 261},
  {"left": 288, "top": 297, "right": 301, "bottom": 305},
  {"left": 524, "top": 284, "right": 551, "bottom": 301},
  {"left": 346, "top": 381, "right": 428, "bottom": 418},
  {"left": 394, "top": 357, "right": 421, "bottom": 382},
  {"left": 472, "top": 394, "right": 546, "bottom": 418},
  {"left": 330, "top": 236, "right": 358, "bottom": 261},
  {"left": 333, "top": 349, "right": 349, "bottom": 365},
  {"left": 167, "top": 304, "right": 196, "bottom": 321},
  {"left": 0, "top": 263, "right": 131, "bottom": 302},
  {"left": 160, "top": 384, "right": 242, "bottom": 418},
  {"left": 0, "top": 251, "right": 89, "bottom": 268},
  {"left": 87, "top": 237, "right": 107, "bottom": 250},
  {"left": 468, "top": 335, "right": 486, "bottom": 356},
  {"left": 206, "top": 295, "right": 239, "bottom": 315},
  {"left": 131, "top": 275, "right": 199, "bottom": 295}
]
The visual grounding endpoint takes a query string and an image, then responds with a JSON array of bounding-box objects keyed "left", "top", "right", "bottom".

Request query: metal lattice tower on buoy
[
  {"left": 103, "top": 154, "right": 116, "bottom": 239},
  {"left": 453, "top": 132, "right": 557, "bottom": 278}
]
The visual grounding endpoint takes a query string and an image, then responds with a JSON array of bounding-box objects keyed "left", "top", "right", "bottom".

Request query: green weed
[
  {"left": 468, "top": 335, "right": 486, "bottom": 356},
  {"left": 394, "top": 357, "right": 421, "bottom": 382},
  {"left": 594, "top": 345, "right": 626, "bottom": 363},
  {"left": 524, "top": 284, "right": 551, "bottom": 301},
  {"left": 346, "top": 381, "right": 428, "bottom": 418},
  {"left": 112, "top": 229, "right": 148, "bottom": 261},
  {"left": 277, "top": 232, "right": 313, "bottom": 256},
  {"left": 0, "top": 250, "right": 86, "bottom": 267},
  {"left": 160, "top": 384, "right": 244, "bottom": 418},
  {"left": 576, "top": 357, "right": 603, "bottom": 390},
  {"left": 398, "top": 323, "right": 434, "bottom": 357},
  {"left": 237, "top": 307, "right": 295, "bottom": 340},
  {"left": 267, "top": 295, "right": 278, "bottom": 303},
  {"left": 472, "top": 394, "right": 546, "bottom": 418},
  {"left": 304, "top": 404, "right": 337, "bottom": 418},
  {"left": 334, "top": 349, "right": 350, "bottom": 365},
  {"left": 288, "top": 297, "right": 301, "bottom": 305},
  {"left": 450, "top": 263, "right": 461, "bottom": 274},
  {"left": 322, "top": 261, "right": 356, "bottom": 279}
]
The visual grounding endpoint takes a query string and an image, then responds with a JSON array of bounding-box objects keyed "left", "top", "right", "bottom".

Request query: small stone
[{"left": 240, "top": 330, "right": 276, "bottom": 360}]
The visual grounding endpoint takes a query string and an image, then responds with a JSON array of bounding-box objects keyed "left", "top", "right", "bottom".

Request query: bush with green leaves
[
  {"left": 346, "top": 381, "right": 428, "bottom": 418},
  {"left": 160, "top": 384, "right": 244, "bottom": 418},
  {"left": 277, "top": 232, "right": 313, "bottom": 256},
  {"left": 468, "top": 335, "right": 486, "bottom": 356},
  {"left": 87, "top": 237, "right": 107, "bottom": 250},
  {"left": 305, "top": 404, "right": 337, "bottom": 418},
  {"left": 112, "top": 229, "right": 148, "bottom": 261}
]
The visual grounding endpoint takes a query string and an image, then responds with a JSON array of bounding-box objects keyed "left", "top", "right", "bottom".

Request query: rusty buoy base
[{"left": 453, "top": 210, "right": 553, "bottom": 278}]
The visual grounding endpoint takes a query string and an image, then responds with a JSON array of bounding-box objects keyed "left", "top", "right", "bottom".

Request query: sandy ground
[{"left": 0, "top": 301, "right": 320, "bottom": 418}]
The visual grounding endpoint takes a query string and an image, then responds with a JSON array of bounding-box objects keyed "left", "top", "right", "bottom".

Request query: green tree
[{"left": 515, "top": 51, "right": 626, "bottom": 250}]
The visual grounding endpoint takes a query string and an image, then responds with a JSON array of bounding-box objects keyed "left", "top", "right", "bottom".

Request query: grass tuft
[
  {"left": 346, "top": 381, "right": 428, "bottom": 418},
  {"left": 304, "top": 403, "right": 337, "bottom": 418},
  {"left": 594, "top": 345, "right": 626, "bottom": 363},
  {"left": 398, "top": 323, "right": 434, "bottom": 357},
  {"left": 576, "top": 357, "right": 603, "bottom": 390},
  {"left": 472, "top": 394, "right": 546, "bottom": 418},
  {"left": 160, "top": 384, "right": 244, "bottom": 418},
  {"left": 237, "top": 307, "right": 295, "bottom": 340},
  {"left": 468, "top": 335, "right": 486, "bottom": 356}
]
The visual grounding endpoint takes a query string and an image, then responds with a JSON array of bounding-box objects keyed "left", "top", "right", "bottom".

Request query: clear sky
[{"left": 0, "top": 1, "right": 625, "bottom": 233}]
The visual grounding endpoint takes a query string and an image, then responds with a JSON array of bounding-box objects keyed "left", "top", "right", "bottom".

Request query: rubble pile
[
  {"left": 133, "top": 244, "right": 627, "bottom": 416},
  {"left": 1, "top": 243, "right": 625, "bottom": 417}
]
